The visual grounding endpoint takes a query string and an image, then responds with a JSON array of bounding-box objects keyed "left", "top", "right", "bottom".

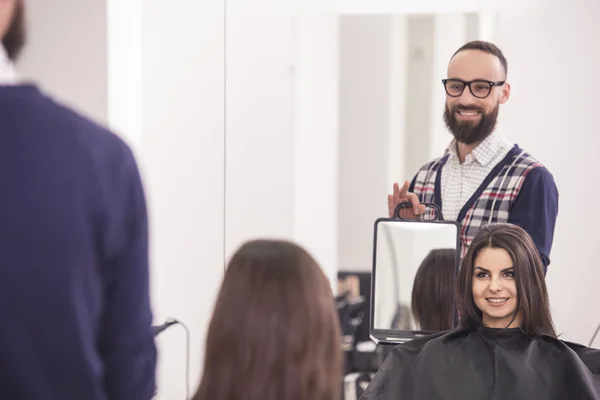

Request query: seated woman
[
  {"left": 191, "top": 239, "right": 341, "bottom": 400},
  {"left": 360, "top": 223, "right": 600, "bottom": 400}
]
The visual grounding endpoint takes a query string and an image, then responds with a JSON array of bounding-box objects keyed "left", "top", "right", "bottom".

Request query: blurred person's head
[
  {"left": 411, "top": 248, "right": 457, "bottom": 331},
  {"left": 443, "top": 40, "right": 510, "bottom": 145},
  {"left": 0, "top": 0, "right": 25, "bottom": 61},
  {"left": 193, "top": 239, "right": 342, "bottom": 400},
  {"left": 456, "top": 223, "right": 556, "bottom": 337}
]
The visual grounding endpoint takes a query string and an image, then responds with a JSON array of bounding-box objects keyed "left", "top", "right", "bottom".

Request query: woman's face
[{"left": 471, "top": 247, "right": 520, "bottom": 328}]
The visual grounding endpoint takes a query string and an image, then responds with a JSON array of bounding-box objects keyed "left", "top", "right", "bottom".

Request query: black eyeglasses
[{"left": 441, "top": 79, "right": 505, "bottom": 99}]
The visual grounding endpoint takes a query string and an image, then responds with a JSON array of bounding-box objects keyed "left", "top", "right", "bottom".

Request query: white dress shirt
[
  {"left": 0, "top": 44, "right": 18, "bottom": 85},
  {"left": 440, "top": 129, "right": 514, "bottom": 221}
]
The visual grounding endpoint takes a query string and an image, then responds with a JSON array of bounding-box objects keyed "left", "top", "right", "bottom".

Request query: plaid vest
[{"left": 411, "top": 145, "right": 543, "bottom": 260}]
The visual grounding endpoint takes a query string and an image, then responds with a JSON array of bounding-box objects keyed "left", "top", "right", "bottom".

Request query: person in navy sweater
[
  {"left": 0, "top": 1, "right": 157, "bottom": 399},
  {"left": 387, "top": 41, "right": 558, "bottom": 274}
]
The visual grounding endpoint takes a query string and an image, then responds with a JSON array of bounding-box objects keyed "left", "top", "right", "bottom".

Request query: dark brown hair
[
  {"left": 411, "top": 248, "right": 456, "bottom": 331},
  {"left": 2, "top": 0, "right": 26, "bottom": 61},
  {"left": 192, "top": 239, "right": 342, "bottom": 400},
  {"left": 452, "top": 40, "right": 508, "bottom": 76},
  {"left": 456, "top": 223, "right": 556, "bottom": 337}
]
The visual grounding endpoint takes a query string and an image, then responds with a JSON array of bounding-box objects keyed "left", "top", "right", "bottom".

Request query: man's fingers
[
  {"left": 406, "top": 193, "right": 422, "bottom": 214},
  {"left": 398, "top": 181, "right": 409, "bottom": 199},
  {"left": 390, "top": 180, "right": 422, "bottom": 218},
  {"left": 393, "top": 182, "right": 402, "bottom": 203}
]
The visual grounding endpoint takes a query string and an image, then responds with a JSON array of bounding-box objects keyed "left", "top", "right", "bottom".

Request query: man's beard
[
  {"left": 443, "top": 102, "right": 499, "bottom": 145},
  {"left": 2, "top": 0, "right": 26, "bottom": 61}
]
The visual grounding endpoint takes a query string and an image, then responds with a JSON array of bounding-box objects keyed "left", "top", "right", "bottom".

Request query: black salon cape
[{"left": 360, "top": 326, "right": 600, "bottom": 400}]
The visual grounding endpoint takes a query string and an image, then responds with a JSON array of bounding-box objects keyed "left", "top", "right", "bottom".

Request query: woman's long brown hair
[
  {"left": 456, "top": 223, "right": 556, "bottom": 337},
  {"left": 192, "top": 239, "right": 342, "bottom": 400},
  {"left": 411, "top": 248, "right": 457, "bottom": 331}
]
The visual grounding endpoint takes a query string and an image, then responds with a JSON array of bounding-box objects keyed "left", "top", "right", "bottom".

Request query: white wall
[
  {"left": 496, "top": 0, "right": 600, "bottom": 345},
  {"left": 107, "top": 0, "right": 142, "bottom": 155},
  {"left": 387, "top": 15, "right": 408, "bottom": 194},
  {"left": 17, "top": 0, "right": 108, "bottom": 124},
  {"left": 141, "top": 1, "right": 225, "bottom": 397},
  {"left": 338, "top": 16, "right": 394, "bottom": 271},
  {"left": 224, "top": 12, "right": 295, "bottom": 258},
  {"left": 404, "top": 15, "right": 435, "bottom": 175},
  {"left": 224, "top": 13, "right": 340, "bottom": 289},
  {"left": 292, "top": 16, "right": 340, "bottom": 289}
]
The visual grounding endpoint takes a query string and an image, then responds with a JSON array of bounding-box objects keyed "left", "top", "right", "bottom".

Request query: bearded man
[
  {"left": 387, "top": 41, "right": 558, "bottom": 274},
  {"left": 0, "top": 1, "right": 156, "bottom": 399}
]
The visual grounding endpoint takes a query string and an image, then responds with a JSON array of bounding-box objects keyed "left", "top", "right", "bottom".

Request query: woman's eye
[
  {"left": 504, "top": 271, "right": 515, "bottom": 278},
  {"left": 476, "top": 272, "right": 488, "bottom": 278}
]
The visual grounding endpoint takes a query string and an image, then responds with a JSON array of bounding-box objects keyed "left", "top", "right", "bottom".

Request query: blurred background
[{"left": 17, "top": 0, "right": 599, "bottom": 397}]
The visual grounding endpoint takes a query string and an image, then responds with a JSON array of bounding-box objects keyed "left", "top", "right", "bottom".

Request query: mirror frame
[{"left": 369, "top": 217, "right": 461, "bottom": 346}]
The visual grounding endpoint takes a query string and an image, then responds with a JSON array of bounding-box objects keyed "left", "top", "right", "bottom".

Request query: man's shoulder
[
  {"left": 415, "top": 154, "right": 449, "bottom": 173},
  {"left": 5, "top": 85, "right": 130, "bottom": 156},
  {"left": 11, "top": 86, "right": 140, "bottom": 193},
  {"left": 45, "top": 93, "right": 128, "bottom": 152},
  {"left": 28, "top": 87, "right": 136, "bottom": 170},
  {"left": 0, "top": 85, "right": 136, "bottom": 182},
  {"left": 505, "top": 146, "right": 555, "bottom": 178},
  {"left": 409, "top": 155, "right": 449, "bottom": 192}
]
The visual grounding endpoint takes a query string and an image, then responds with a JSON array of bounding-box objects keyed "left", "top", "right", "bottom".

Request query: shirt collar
[
  {"left": 0, "top": 44, "right": 18, "bottom": 85},
  {"left": 446, "top": 128, "right": 504, "bottom": 166}
]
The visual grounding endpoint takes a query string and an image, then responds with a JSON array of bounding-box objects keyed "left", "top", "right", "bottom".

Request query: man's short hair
[
  {"left": 452, "top": 40, "right": 508, "bottom": 76},
  {"left": 2, "top": 0, "right": 26, "bottom": 61}
]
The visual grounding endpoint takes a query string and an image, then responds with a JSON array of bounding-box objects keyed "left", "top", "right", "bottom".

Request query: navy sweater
[
  {"left": 409, "top": 145, "right": 559, "bottom": 274},
  {"left": 0, "top": 85, "right": 156, "bottom": 399}
]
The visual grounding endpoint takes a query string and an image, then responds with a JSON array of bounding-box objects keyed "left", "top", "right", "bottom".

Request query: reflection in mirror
[
  {"left": 371, "top": 219, "right": 459, "bottom": 344},
  {"left": 224, "top": 12, "right": 498, "bottom": 290},
  {"left": 411, "top": 248, "right": 456, "bottom": 331}
]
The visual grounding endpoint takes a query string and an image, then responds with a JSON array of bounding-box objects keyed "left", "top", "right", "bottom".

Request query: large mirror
[
  {"left": 224, "top": 10, "right": 495, "bottom": 287},
  {"left": 371, "top": 218, "right": 459, "bottom": 345},
  {"left": 224, "top": 11, "right": 498, "bottom": 369}
]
